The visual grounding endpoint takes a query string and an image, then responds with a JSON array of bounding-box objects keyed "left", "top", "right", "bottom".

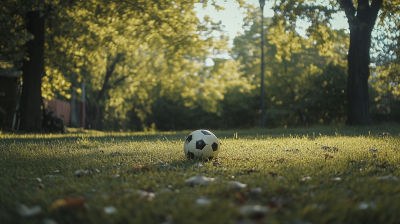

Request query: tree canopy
[{"left": 0, "top": 0, "right": 399, "bottom": 131}]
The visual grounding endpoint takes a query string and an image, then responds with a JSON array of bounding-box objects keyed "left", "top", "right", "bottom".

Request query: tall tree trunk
[
  {"left": 88, "top": 53, "right": 123, "bottom": 129},
  {"left": 346, "top": 23, "right": 372, "bottom": 125},
  {"left": 341, "top": 0, "right": 383, "bottom": 125},
  {"left": 19, "top": 11, "right": 45, "bottom": 132}
]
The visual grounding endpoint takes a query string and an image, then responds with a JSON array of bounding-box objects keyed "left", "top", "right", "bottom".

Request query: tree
[
  {"left": 340, "top": 0, "right": 382, "bottom": 125},
  {"left": 272, "top": 0, "right": 400, "bottom": 125},
  {"left": 19, "top": 11, "right": 45, "bottom": 131},
  {"left": 2, "top": 0, "right": 238, "bottom": 131},
  {"left": 231, "top": 7, "right": 349, "bottom": 127}
]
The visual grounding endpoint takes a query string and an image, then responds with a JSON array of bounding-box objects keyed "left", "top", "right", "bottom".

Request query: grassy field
[{"left": 1, "top": 125, "right": 400, "bottom": 224}]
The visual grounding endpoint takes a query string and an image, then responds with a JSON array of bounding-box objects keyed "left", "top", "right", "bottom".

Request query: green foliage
[
  {"left": 301, "top": 63, "right": 348, "bottom": 124},
  {"left": 231, "top": 8, "right": 349, "bottom": 127},
  {"left": 1, "top": 126, "right": 400, "bottom": 223}
]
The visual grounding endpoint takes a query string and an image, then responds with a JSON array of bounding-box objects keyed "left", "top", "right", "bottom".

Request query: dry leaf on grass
[
  {"left": 378, "top": 132, "right": 389, "bottom": 137},
  {"left": 50, "top": 197, "right": 87, "bottom": 211},
  {"left": 74, "top": 170, "right": 92, "bottom": 177},
  {"left": 300, "top": 176, "right": 312, "bottom": 181},
  {"left": 376, "top": 162, "right": 387, "bottom": 169},
  {"left": 136, "top": 190, "right": 156, "bottom": 199},
  {"left": 161, "top": 163, "right": 176, "bottom": 170},
  {"left": 234, "top": 192, "right": 247, "bottom": 205},
  {"left": 239, "top": 205, "right": 269, "bottom": 217},
  {"left": 376, "top": 175, "right": 399, "bottom": 182},
  {"left": 247, "top": 168, "right": 258, "bottom": 174},
  {"left": 193, "top": 163, "right": 204, "bottom": 168},
  {"left": 196, "top": 198, "right": 211, "bottom": 205},
  {"left": 185, "top": 175, "right": 215, "bottom": 185},
  {"left": 104, "top": 206, "right": 117, "bottom": 214},
  {"left": 275, "top": 158, "right": 285, "bottom": 163},
  {"left": 228, "top": 181, "right": 247, "bottom": 189},
  {"left": 17, "top": 204, "right": 41, "bottom": 217},
  {"left": 269, "top": 171, "right": 278, "bottom": 177},
  {"left": 249, "top": 187, "right": 262, "bottom": 195},
  {"left": 43, "top": 219, "right": 58, "bottom": 224},
  {"left": 324, "top": 154, "right": 334, "bottom": 160},
  {"left": 133, "top": 165, "right": 153, "bottom": 171}
]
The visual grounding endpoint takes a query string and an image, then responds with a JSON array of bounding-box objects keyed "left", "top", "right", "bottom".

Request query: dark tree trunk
[
  {"left": 19, "top": 11, "right": 45, "bottom": 132},
  {"left": 346, "top": 24, "right": 372, "bottom": 125},
  {"left": 89, "top": 53, "right": 123, "bottom": 129},
  {"left": 341, "top": 0, "right": 383, "bottom": 125}
]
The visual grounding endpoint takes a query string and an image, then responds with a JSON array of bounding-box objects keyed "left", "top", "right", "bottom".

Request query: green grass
[{"left": 1, "top": 125, "right": 400, "bottom": 224}]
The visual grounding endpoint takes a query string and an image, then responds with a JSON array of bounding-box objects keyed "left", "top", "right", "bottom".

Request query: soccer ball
[{"left": 184, "top": 129, "right": 220, "bottom": 160}]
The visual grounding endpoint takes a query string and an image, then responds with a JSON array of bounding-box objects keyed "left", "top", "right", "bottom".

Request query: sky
[{"left": 194, "top": 0, "right": 349, "bottom": 65}]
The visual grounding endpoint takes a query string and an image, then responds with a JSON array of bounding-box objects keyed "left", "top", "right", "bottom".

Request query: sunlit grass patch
[{"left": 1, "top": 125, "right": 400, "bottom": 224}]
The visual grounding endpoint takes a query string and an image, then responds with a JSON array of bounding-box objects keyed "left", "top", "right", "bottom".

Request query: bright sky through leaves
[{"left": 195, "top": 0, "right": 349, "bottom": 66}]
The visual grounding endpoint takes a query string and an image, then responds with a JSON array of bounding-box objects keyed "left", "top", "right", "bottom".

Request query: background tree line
[{"left": 0, "top": 0, "right": 399, "bottom": 132}]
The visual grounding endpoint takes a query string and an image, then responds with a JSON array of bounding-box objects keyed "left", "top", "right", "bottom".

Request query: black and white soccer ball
[{"left": 184, "top": 129, "right": 220, "bottom": 160}]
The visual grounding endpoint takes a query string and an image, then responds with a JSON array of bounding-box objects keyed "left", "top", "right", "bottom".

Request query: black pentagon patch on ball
[
  {"left": 200, "top": 130, "right": 211, "bottom": 135},
  {"left": 196, "top": 140, "right": 206, "bottom": 150},
  {"left": 211, "top": 142, "right": 218, "bottom": 151},
  {"left": 185, "top": 135, "right": 193, "bottom": 143},
  {"left": 187, "top": 152, "right": 195, "bottom": 159}
]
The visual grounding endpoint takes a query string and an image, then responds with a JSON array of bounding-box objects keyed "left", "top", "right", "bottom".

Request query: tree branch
[
  {"left": 339, "top": 0, "right": 356, "bottom": 27},
  {"left": 369, "top": 0, "right": 383, "bottom": 28},
  {"left": 96, "top": 53, "right": 124, "bottom": 103}
]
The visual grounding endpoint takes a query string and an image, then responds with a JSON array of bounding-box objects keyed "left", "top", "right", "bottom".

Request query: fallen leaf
[
  {"left": 44, "top": 175, "right": 66, "bottom": 180},
  {"left": 16, "top": 176, "right": 25, "bottom": 180},
  {"left": 196, "top": 198, "right": 211, "bottom": 205},
  {"left": 92, "top": 168, "right": 100, "bottom": 173},
  {"left": 330, "top": 177, "right": 342, "bottom": 181},
  {"left": 193, "top": 163, "right": 204, "bottom": 168},
  {"left": 213, "top": 159, "right": 221, "bottom": 167},
  {"left": 185, "top": 175, "right": 215, "bottom": 186},
  {"left": 249, "top": 187, "right": 262, "bottom": 195},
  {"left": 239, "top": 205, "right": 269, "bottom": 217},
  {"left": 376, "top": 175, "right": 399, "bottom": 182},
  {"left": 247, "top": 168, "right": 258, "bottom": 174},
  {"left": 269, "top": 171, "right": 278, "bottom": 177},
  {"left": 136, "top": 190, "right": 156, "bottom": 199},
  {"left": 359, "top": 201, "right": 376, "bottom": 210},
  {"left": 300, "top": 176, "right": 312, "bottom": 181},
  {"left": 228, "top": 181, "right": 247, "bottom": 189},
  {"left": 43, "top": 219, "right": 58, "bottom": 224},
  {"left": 369, "top": 148, "right": 377, "bottom": 152},
  {"left": 17, "top": 204, "right": 41, "bottom": 217},
  {"left": 161, "top": 164, "right": 176, "bottom": 170},
  {"left": 234, "top": 192, "right": 246, "bottom": 204},
  {"left": 134, "top": 165, "right": 153, "bottom": 171},
  {"left": 376, "top": 162, "right": 387, "bottom": 169},
  {"left": 276, "top": 158, "right": 285, "bottom": 163},
  {"left": 74, "top": 170, "right": 91, "bottom": 177},
  {"left": 104, "top": 206, "right": 117, "bottom": 214},
  {"left": 50, "top": 197, "right": 87, "bottom": 211},
  {"left": 324, "top": 154, "right": 334, "bottom": 160},
  {"left": 322, "top": 145, "right": 339, "bottom": 152},
  {"left": 378, "top": 132, "right": 389, "bottom": 137},
  {"left": 49, "top": 199, "right": 67, "bottom": 211}
]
